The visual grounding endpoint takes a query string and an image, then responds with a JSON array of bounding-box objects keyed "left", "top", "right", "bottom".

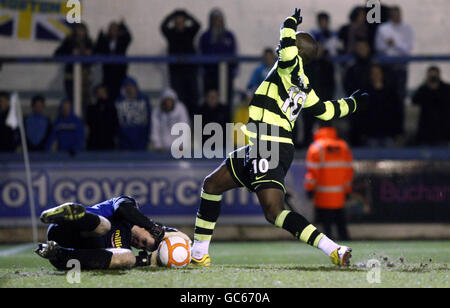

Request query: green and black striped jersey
[{"left": 242, "top": 16, "right": 357, "bottom": 145}]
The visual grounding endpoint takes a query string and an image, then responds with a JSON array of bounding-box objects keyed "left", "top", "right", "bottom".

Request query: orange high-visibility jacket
[{"left": 304, "top": 127, "right": 353, "bottom": 209}]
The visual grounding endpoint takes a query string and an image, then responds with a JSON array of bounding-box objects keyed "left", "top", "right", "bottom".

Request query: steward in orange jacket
[{"left": 304, "top": 126, "right": 353, "bottom": 240}]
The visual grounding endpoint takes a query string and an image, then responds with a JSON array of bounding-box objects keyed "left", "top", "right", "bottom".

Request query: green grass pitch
[{"left": 0, "top": 241, "right": 448, "bottom": 288}]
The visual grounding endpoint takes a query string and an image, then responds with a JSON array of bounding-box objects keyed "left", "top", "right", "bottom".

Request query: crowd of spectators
[
  {"left": 0, "top": 5, "right": 448, "bottom": 154},
  {"left": 302, "top": 5, "right": 447, "bottom": 148}
]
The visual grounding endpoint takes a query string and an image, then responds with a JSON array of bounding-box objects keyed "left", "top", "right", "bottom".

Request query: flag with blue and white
[{"left": 0, "top": 0, "right": 80, "bottom": 41}]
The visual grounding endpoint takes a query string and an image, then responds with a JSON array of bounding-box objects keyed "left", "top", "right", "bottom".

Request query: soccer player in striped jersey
[{"left": 191, "top": 9, "right": 368, "bottom": 267}]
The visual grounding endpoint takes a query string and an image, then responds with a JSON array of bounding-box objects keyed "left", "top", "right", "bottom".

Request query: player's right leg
[
  {"left": 40, "top": 202, "right": 110, "bottom": 236},
  {"left": 191, "top": 161, "right": 240, "bottom": 266},
  {"left": 35, "top": 241, "right": 136, "bottom": 270}
]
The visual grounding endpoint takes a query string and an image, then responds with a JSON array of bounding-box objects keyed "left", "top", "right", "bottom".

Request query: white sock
[
  {"left": 318, "top": 235, "right": 340, "bottom": 257},
  {"left": 192, "top": 240, "right": 210, "bottom": 259}
]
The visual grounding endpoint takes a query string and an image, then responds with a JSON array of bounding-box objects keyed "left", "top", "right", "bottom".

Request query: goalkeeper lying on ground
[
  {"left": 191, "top": 9, "right": 368, "bottom": 267},
  {"left": 35, "top": 196, "right": 190, "bottom": 270}
]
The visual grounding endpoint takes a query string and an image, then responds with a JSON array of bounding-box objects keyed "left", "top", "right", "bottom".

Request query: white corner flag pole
[{"left": 10, "top": 93, "right": 38, "bottom": 243}]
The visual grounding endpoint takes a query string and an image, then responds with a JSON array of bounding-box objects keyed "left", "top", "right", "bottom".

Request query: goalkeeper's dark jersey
[
  {"left": 242, "top": 16, "right": 357, "bottom": 145},
  {"left": 87, "top": 197, "right": 133, "bottom": 249}
]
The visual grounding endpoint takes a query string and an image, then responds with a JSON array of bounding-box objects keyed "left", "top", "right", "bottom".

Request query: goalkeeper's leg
[
  {"left": 257, "top": 188, "right": 352, "bottom": 266},
  {"left": 35, "top": 241, "right": 136, "bottom": 270},
  {"left": 191, "top": 162, "right": 239, "bottom": 265},
  {"left": 40, "top": 202, "right": 111, "bottom": 236}
]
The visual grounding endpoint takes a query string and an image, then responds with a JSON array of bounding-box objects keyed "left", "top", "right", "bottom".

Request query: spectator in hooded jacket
[
  {"left": 161, "top": 9, "right": 200, "bottom": 117},
  {"left": 86, "top": 84, "right": 119, "bottom": 151},
  {"left": 24, "top": 95, "right": 52, "bottom": 151},
  {"left": 95, "top": 20, "right": 132, "bottom": 101},
  {"left": 0, "top": 92, "right": 19, "bottom": 152},
  {"left": 115, "top": 77, "right": 151, "bottom": 151},
  {"left": 46, "top": 99, "right": 85, "bottom": 154},
  {"left": 151, "top": 88, "right": 190, "bottom": 152},
  {"left": 199, "top": 8, "right": 237, "bottom": 109}
]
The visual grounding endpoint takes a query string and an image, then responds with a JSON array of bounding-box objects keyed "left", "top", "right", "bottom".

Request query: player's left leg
[
  {"left": 35, "top": 241, "right": 136, "bottom": 270},
  {"left": 256, "top": 187, "right": 352, "bottom": 266}
]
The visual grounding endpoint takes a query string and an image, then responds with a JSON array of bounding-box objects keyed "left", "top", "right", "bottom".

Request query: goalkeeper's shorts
[{"left": 225, "top": 142, "right": 294, "bottom": 193}]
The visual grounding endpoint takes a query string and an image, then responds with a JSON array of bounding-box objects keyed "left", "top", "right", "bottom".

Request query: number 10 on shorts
[{"left": 252, "top": 158, "right": 269, "bottom": 175}]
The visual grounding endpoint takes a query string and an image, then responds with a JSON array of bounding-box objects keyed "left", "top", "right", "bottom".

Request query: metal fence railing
[{"left": 2, "top": 54, "right": 450, "bottom": 116}]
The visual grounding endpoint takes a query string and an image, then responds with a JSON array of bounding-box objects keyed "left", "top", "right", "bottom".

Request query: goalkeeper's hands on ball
[
  {"left": 163, "top": 226, "right": 192, "bottom": 245},
  {"left": 150, "top": 227, "right": 191, "bottom": 267}
]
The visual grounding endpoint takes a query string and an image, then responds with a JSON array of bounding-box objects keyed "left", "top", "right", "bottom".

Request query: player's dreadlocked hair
[{"left": 296, "top": 31, "right": 318, "bottom": 64}]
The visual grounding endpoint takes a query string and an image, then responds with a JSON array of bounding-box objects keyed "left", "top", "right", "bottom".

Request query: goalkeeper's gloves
[
  {"left": 140, "top": 227, "right": 191, "bottom": 268},
  {"left": 291, "top": 8, "right": 303, "bottom": 26},
  {"left": 163, "top": 226, "right": 192, "bottom": 245},
  {"left": 146, "top": 222, "right": 165, "bottom": 249},
  {"left": 134, "top": 250, "right": 160, "bottom": 267},
  {"left": 134, "top": 250, "right": 151, "bottom": 267},
  {"left": 149, "top": 225, "right": 192, "bottom": 251}
]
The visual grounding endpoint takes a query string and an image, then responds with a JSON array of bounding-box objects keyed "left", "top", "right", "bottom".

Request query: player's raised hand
[{"left": 291, "top": 8, "right": 303, "bottom": 26}]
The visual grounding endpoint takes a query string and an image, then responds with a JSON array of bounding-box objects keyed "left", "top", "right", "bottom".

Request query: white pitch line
[{"left": 0, "top": 243, "right": 35, "bottom": 257}]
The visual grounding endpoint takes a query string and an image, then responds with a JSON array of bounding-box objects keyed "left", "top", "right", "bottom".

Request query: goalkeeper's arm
[
  {"left": 115, "top": 197, "right": 191, "bottom": 247},
  {"left": 115, "top": 197, "right": 165, "bottom": 245}
]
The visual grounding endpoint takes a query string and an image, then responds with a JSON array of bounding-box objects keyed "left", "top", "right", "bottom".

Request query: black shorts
[
  {"left": 225, "top": 142, "right": 294, "bottom": 193},
  {"left": 47, "top": 218, "right": 132, "bottom": 250},
  {"left": 47, "top": 224, "right": 104, "bottom": 249}
]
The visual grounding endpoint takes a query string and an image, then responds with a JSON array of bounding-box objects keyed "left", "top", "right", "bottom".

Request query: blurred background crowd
[{"left": 0, "top": 3, "right": 449, "bottom": 154}]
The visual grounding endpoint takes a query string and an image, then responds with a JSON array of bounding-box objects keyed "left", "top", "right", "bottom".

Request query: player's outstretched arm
[
  {"left": 277, "top": 9, "right": 302, "bottom": 72},
  {"left": 302, "top": 89, "right": 368, "bottom": 121}
]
